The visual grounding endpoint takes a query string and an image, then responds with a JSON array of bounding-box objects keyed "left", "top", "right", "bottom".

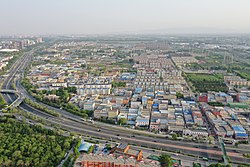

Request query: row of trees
[
  {"left": 208, "top": 163, "right": 232, "bottom": 167},
  {"left": 208, "top": 102, "right": 225, "bottom": 107},
  {"left": 24, "top": 98, "right": 60, "bottom": 117},
  {"left": 236, "top": 71, "right": 250, "bottom": 81},
  {"left": 0, "top": 116, "right": 73, "bottom": 167},
  {"left": 0, "top": 94, "right": 7, "bottom": 109}
]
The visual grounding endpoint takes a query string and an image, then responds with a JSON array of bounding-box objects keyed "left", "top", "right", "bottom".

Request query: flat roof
[{"left": 232, "top": 125, "right": 245, "bottom": 132}]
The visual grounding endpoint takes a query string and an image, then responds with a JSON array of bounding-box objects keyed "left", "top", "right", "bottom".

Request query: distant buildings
[{"left": 224, "top": 76, "right": 250, "bottom": 87}]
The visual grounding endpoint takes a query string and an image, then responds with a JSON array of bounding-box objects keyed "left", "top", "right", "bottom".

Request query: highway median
[{"left": 23, "top": 98, "right": 60, "bottom": 117}]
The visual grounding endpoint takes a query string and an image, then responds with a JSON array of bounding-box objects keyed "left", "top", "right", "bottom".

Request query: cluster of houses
[{"left": 201, "top": 104, "right": 249, "bottom": 140}]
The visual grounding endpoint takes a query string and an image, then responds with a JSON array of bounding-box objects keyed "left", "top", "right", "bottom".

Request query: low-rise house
[
  {"left": 111, "top": 143, "right": 143, "bottom": 161},
  {"left": 183, "top": 129, "right": 208, "bottom": 138},
  {"left": 44, "top": 94, "right": 60, "bottom": 101},
  {"left": 84, "top": 101, "right": 95, "bottom": 111},
  {"left": 108, "top": 108, "right": 119, "bottom": 120},
  {"left": 222, "top": 125, "right": 234, "bottom": 137},
  {"left": 214, "top": 126, "right": 226, "bottom": 137},
  {"left": 231, "top": 125, "right": 248, "bottom": 139},
  {"left": 135, "top": 116, "right": 149, "bottom": 127},
  {"left": 168, "top": 125, "right": 184, "bottom": 133}
]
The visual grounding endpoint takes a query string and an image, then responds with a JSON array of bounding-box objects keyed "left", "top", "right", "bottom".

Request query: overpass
[
  {"left": 0, "top": 89, "right": 24, "bottom": 108},
  {"left": 219, "top": 137, "right": 229, "bottom": 165},
  {"left": 0, "top": 89, "right": 18, "bottom": 94},
  {"left": 8, "top": 96, "right": 24, "bottom": 108}
]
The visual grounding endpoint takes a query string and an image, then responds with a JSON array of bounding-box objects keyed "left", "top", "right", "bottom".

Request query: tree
[
  {"left": 159, "top": 154, "right": 173, "bottom": 167},
  {"left": 176, "top": 92, "right": 184, "bottom": 99},
  {"left": 80, "top": 64, "right": 86, "bottom": 68},
  {"left": 172, "top": 133, "right": 178, "bottom": 140},
  {"left": 118, "top": 118, "right": 127, "bottom": 125},
  {"left": 0, "top": 94, "right": 6, "bottom": 109},
  {"left": 160, "top": 76, "right": 163, "bottom": 82},
  {"left": 193, "top": 162, "right": 201, "bottom": 167},
  {"left": 112, "top": 81, "right": 126, "bottom": 88},
  {"left": 208, "top": 136, "right": 215, "bottom": 144}
]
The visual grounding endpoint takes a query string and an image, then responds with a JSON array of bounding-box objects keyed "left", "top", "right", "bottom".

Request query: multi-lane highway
[{"left": 1, "top": 47, "right": 250, "bottom": 165}]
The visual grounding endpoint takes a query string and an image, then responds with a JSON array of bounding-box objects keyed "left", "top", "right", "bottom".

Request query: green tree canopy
[
  {"left": 118, "top": 118, "right": 127, "bottom": 125},
  {"left": 159, "top": 154, "right": 173, "bottom": 167}
]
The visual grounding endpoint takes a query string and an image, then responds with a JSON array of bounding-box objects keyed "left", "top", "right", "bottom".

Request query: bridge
[
  {"left": 219, "top": 137, "right": 229, "bottom": 165},
  {"left": 0, "top": 89, "right": 18, "bottom": 94},
  {"left": 8, "top": 96, "right": 24, "bottom": 108},
  {"left": 0, "top": 89, "right": 24, "bottom": 109}
]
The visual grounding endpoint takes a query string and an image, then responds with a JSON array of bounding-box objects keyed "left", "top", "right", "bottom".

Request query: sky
[{"left": 1, "top": 0, "right": 250, "bottom": 35}]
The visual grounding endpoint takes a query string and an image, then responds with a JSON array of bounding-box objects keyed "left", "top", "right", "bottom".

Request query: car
[
  {"left": 213, "top": 146, "right": 218, "bottom": 148},
  {"left": 233, "top": 150, "right": 240, "bottom": 153},
  {"left": 153, "top": 140, "right": 157, "bottom": 142},
  {"left": 97, "top": 129, "right": 101, "bottom": 132},
  {"left": 117, "top": 137, "right": 122, "bottom": 140},
  {"left": 116, "top": 134, "right": 120, "bottom": 136},
  {"left": 172, "top": 153, "right": 179, "bottom": 156}
]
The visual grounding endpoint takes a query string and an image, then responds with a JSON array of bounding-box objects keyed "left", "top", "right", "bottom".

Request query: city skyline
[{"left": 1, "top": 0, "right": 250, "bottom": 35}]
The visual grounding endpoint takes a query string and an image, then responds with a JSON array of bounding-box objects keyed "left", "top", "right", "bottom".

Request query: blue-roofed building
[
  {"left": 135, "top": 87, "right": 143, "bottom": 94},
  {"left": 146, "top": 92, "right": 154, "bottom": 98},
  {"left": 152, "top": 103, "right": 159, "bottom": 109},
  {"left": 217, "top": 92, "right": 228, "bottom": 97},
  {"left": 142, "top": 96, "right": 148, "bottom": 106},
  {"left": 183, "top": 109, "right": 194, "bottom": 126},
  {"left": 231, "top": 125, "right": 248, "bottom": 139},
  {"left": 78, "top": 141, "right": 93, "bottom": 152},
  {"left": 183, "top": 109, "right": 192, "bottom": 115},
  {"left": 135, "top": 116, "right": 149, "bottom": 127},
  {"left": 232, "top": 125, "right": 246, "bottom": 133},
  {"left": 235, "top": 133, "right": 248, "bottom": 139},
  {"left": 186, "top": 101, "right": 196, "bottom": 105}
]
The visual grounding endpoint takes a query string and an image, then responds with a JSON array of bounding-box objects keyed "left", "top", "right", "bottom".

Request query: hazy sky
[{"left": 1, "top": 0, "right": 250, "bottom": 35}]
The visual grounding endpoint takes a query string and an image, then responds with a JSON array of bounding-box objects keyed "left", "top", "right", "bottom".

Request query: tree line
[{"left": 0, "top": 94, "right": 7, "bottom": 109}]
